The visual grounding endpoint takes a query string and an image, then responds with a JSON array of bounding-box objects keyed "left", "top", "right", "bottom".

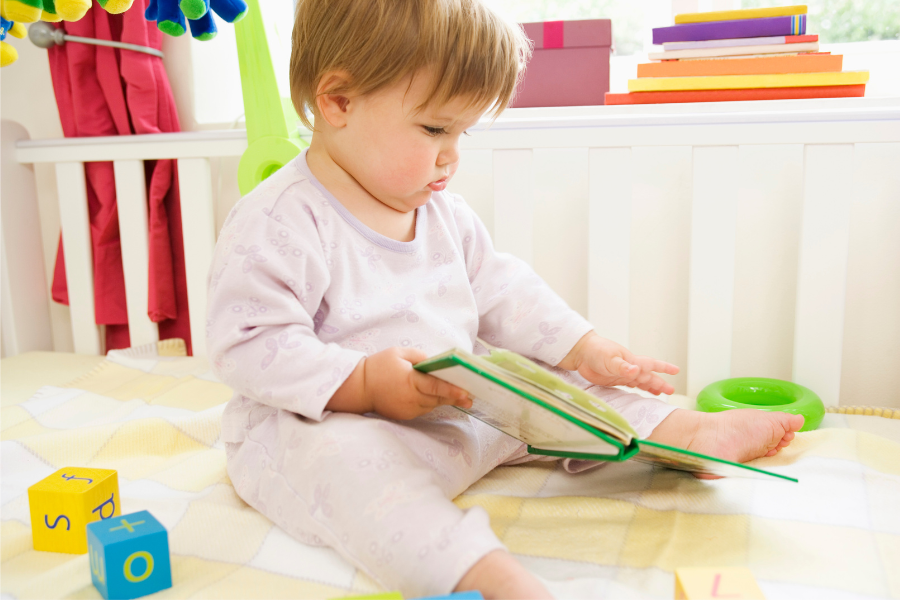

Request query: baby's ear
[{"left": 315, "top": 71, "right": 353, "bottom": 128}]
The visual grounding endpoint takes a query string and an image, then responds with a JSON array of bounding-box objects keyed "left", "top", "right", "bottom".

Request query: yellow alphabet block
[
  {"left": 28, "top": 467, "right": 121, "bottom": 554},
  {"left": 675, "top": 567, "right": 766, "bottom": 600}
]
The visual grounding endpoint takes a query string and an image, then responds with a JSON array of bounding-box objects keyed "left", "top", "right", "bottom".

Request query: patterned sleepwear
[{"left": 208, "top": 150, "right": 678, "bottom": 596}]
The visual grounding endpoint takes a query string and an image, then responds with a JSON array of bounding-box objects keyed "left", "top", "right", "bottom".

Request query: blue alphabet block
[{"left": 86, "top": 511, "right": 172, "bottom": 600}]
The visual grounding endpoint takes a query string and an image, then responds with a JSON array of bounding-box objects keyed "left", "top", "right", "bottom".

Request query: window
[{"left": 482, "top": 0, "right": 900, "bottom": 98}]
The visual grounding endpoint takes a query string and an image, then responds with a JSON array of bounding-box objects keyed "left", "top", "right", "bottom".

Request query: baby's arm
[
  {"left": 208, "top": 196, "right": 469, "bottom": 421},
  {"left": 327, "top": 347, "right": 472, "bottom": 419},
  {"left": 452, "top": 197, "right": 593, "bottom": 366},
  {"left": 207, "top": 210, "right": 362, "bottom": 421},
  {"left": 453, "top": 195, "right": 677, "bottom": 393}
]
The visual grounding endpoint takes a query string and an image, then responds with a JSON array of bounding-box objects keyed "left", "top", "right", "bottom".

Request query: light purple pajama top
[{"left": 209, "top": 151, "right": 594, "bottom": 443}]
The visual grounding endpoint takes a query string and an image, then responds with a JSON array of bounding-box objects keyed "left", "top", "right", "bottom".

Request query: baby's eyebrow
[
  {"left": 422, "top": 115, "right": 455, "bottom": 125},
  {"left": 422, "top": 114, "right": 479, "bottom": 129}
]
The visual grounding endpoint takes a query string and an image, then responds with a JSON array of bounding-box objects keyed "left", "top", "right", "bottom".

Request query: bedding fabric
[{"left": 1, "top": 345, "right": 899, "bottom": 599}]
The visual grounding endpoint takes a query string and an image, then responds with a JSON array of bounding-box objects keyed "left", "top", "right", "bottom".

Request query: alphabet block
[
  {"left": 87, "top": 510, "right": 172, "bottom": 600},
  {"left": 674, "top": 567, "right": 766, "bottom": 599},
  {"left": 28, "top": 467, "right": 121, "bottom": 554}
]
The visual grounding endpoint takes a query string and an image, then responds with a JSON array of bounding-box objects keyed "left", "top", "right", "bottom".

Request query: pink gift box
[{"left": 511, "top": 19, "right": 612, "bottom": 108}]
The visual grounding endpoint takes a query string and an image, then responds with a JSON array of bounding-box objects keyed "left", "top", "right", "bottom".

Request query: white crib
[{"left": 2, "top": 97, "right": 899, "bottom": 407}]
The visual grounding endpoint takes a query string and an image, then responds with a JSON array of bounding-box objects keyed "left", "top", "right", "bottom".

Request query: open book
[{"left": 415, "top": 348, "right": 797, "bottom": 482}]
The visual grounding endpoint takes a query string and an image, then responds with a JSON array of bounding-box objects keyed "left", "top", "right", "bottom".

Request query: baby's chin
[{"left": 373, "top": 190, "right": 432, "bottom": 213}]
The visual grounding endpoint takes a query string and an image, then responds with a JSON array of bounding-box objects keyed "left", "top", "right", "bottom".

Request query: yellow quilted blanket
[{"left": 2, "top": 343, "right": 899, "bottom": 599}]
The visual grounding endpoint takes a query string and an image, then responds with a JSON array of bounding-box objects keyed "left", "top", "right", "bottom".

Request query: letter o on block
[
  {"left": 28, "top": 467, "right": 121, "bottom": 554},
  {"left": 86, "top": 511, "right": 172, "bottom": 600},
  {"left": 124, "top": 551, "right": 154, "bottom": 583}
]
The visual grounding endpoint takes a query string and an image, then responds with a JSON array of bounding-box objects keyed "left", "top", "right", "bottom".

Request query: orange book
[
  {"left": 637, "top": 53, "right": 842, "bottom": 78},
  {"left": 605, "top": 84, "right": 865, "bottom": 105}
]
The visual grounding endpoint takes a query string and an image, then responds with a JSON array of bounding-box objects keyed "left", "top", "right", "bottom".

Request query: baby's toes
[{"left": 786, "top": 413, "right": 804, "bottom": 432}]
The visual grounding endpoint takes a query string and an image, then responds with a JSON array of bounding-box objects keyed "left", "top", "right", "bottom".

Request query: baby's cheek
[{"left": 381, "top": 160, "right": 426, "bottom": 190}]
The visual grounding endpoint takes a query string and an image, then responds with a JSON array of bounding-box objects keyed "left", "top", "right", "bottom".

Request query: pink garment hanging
[{"left": 48, "top": 0, "right": 192, "bottom": 354}]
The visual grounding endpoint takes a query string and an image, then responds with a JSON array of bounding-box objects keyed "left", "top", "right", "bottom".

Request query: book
[
  {"left": 414, "top": 347, "right": 798, "bottom": 481},
  {"left": 674, "top": 5, "right": 807, "bottom": 25},
  {"left": 604, "top": 84, "right": 866, "bottom": 105},
  {"left": 637, "top": 53, "right": 842, "bottom": 78},
  {"left": 649, "top": 41, "right": 819, "bottom": 61},
  {"left": 674, "top": 51, "right": 830, "bottom": 61},
  {"left": 663, "top": 34, "right": 817, "bottom": 51},
  {"left": 652, "top": 14, "right": 806, "bottom": 44},
  {"left": 628, "top": 70, "right": 868, "bottom": 93}
]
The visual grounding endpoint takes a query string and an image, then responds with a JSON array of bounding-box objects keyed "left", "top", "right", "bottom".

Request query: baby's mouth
[{"left": 428, "top": 177, "right": 449, "bottom": 191}]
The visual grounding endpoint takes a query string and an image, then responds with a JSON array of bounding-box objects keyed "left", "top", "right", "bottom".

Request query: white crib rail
[
  {"left": 450, "top": 98, "right": 900, "bottom": 405},
  {"left": 5, "top": 99, "right": 899, "bottom": 407},
  {"left": 12, "top": 130, "right": 247, "bottom": 357}
]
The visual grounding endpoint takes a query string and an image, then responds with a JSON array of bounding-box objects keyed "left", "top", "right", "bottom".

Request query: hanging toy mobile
[
  {"left": 144, "top": 0, "right": 246, "bottom": 40},
  {"left": 1, "top": 0, "right": 134, "bottom": 67},
  {"left": 6, "top": 0, "right": 247, "bottom": 67},
  {"left": 1, "top": 12, "right": 27, "bottom": 66}
]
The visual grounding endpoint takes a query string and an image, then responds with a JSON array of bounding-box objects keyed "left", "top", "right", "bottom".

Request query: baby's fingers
[
  {"left": 637, "top": 374, "right": 675, "bottom": 396},
  {"left": 650, "top": 358, "right": 680, "bottom": 376},
  {"left": 411, "top": 371, "right": 472, "bottom": 408},
  {"left": 610, "top": 356, "right": 640, "bottom": 378}
]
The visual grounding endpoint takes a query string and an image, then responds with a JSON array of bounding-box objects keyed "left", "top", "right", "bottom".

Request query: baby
[{"left": 207, "top": 0, "right": 804, "bottom": 597}]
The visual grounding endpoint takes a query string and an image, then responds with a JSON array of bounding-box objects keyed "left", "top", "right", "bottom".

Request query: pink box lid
[{"left": 521, "top": 19, "right": 612, "bottom": 50}]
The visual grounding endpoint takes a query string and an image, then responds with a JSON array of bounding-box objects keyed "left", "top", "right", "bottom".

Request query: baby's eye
[{"left": 423, "top": 126, "right": 447, "bottom": 137}]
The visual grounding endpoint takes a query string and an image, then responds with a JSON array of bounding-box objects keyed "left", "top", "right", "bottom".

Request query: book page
[
  {"left": 482, "top": 349, "right": 637, "bottom": 440},
  {"left": 430, "top": 365, "right": 622, "bottom": 456},
  {"left": 636, "top": 441, "right": 798, "bottom": 482}
]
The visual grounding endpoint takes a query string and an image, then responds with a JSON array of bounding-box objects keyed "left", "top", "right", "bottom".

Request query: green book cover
[{"left": 415, "top": 348, "right": 797, "bottom": 482}]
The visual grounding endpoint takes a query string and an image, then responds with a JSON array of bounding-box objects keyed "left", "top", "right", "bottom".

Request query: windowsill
[{"left": 480, "top": 96, "right": 900, "bottom": 130}]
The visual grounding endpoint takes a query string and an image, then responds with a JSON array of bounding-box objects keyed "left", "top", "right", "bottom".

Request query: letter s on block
[
  {"left": 124, "top": 551, "right": 154, "bottom": 583},
  {"left": 44, "top": 514, "right": 71, "bottom": 530},
  {"left": 89, "top": 543, "right": 106, "bottom": 584}
]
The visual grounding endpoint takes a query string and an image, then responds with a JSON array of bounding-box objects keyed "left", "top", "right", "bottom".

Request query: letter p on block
[
  {"left": 87, "top": 510, "right": 172, "bottom": 600},
  {"left": 28, "top": 467, "right": 121, "bottom": 554}
]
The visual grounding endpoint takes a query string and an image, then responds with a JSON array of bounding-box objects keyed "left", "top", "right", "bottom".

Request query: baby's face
[{"left": 335, "top": 71, "right": 485, "bottom": 213}]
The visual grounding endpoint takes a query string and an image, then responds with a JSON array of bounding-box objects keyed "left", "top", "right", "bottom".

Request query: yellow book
[
  {"left": 628, "top": 71, "right": 869, "bottom": 93},
  {"left": 675, "top": 5, "right": 807, "bottom": 24}
]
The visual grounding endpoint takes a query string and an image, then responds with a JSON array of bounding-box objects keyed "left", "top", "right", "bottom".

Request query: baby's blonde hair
[{"left": 290, "top": 0, "right": 531, "bottom": 130}]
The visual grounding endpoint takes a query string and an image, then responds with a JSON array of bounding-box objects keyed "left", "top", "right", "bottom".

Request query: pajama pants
[{"left": 223, "top": 387, "right": 677, "bottom": 597}]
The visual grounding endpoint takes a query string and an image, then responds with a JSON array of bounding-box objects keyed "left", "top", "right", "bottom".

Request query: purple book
[{"left": 652, "top": 14, "right": 806, "bottom": 44}]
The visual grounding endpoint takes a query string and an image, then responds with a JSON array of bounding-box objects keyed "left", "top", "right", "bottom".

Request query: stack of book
[{"left": 605, "top": 5, "right": 869, "bottom": 105}]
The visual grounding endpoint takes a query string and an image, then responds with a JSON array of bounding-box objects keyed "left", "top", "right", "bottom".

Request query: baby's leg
[
  {"left": 226, "top": 406, "right": 548, "bottom": 598},
  {"left": 585, "top": 384, "right": 804, "bottom": 467}
]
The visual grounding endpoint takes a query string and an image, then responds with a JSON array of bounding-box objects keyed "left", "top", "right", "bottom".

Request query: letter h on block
[
  {"left": 87, "top": 510, "right": 172, "bottom": 600},
  {"left": 28, "top": 467, "right": 121, "bottom": 554}
]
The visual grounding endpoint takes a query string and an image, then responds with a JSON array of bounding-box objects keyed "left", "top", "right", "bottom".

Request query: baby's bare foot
[
  {"left": 648, "top": 408, "right": 804, "bottom": 478},
  {"left": 685, "top": 409, "right": 804, "bottom": 463}
]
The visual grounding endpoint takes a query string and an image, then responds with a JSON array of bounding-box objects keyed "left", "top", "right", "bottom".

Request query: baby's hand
[
  {"left": 362, "top": 347, "right": 473, "bottom": 420},
  {"left": 328, "top": 348, "right": 472, "bottom": 418},
  {"left": 561, "top": 332, "right": 680, "bottom": 396}
]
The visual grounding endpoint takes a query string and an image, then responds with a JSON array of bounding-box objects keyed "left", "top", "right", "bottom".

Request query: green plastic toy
[
  {"left": 696, "top": 377, "right": 824, "bottom": 432},
  {"left": 234, "top": 0, "right": 308, "bottom": 196}
]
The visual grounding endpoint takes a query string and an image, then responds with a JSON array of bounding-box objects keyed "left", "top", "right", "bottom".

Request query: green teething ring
[{"left": 696, "top": 377, "right": 824, "bottom": 432}]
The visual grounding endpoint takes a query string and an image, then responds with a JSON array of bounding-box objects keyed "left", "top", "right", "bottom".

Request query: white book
[
  {"left": 649, "top": 42, "right": 819, "bottom": 61},
  {"left": 663, "top": 35, "right": 816, "bottom": 51}
]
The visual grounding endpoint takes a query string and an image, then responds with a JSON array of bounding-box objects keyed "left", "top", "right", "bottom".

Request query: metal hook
[{"left": 28, "top": 21, "right": 164, "bottom": 58}]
